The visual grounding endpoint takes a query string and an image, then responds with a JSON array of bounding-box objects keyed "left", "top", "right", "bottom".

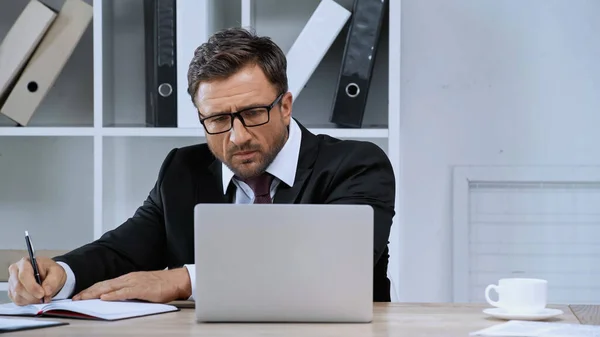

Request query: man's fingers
[
  {"left": 41, "top": 266, "right": 65, "bottom": 298},
  {"left": 8, "top": 272, "right": 39, "bottom": 305},
  {"left": 79, "top": 281, "right": 117, "bottom": 300},
  {"left": 74, "top": 277, "right": 129, "bottom": 301},
  {"left": 100, "top": 287, "right": 135, "bottom": 302},
  {"left": 37, "top": 259, "right": 49, "bottom": 280},
  {"left": 8, "top": 267, "right": 40, "bottom": 305},
  {"left": 16, "top": 258, "right": 44, "bottom": 299},
  {"left": 8, "top": 290, "right": 31, "bottom": 306},
  {"left": 73, "top": 282, "right": 107, "bottom": 300}
]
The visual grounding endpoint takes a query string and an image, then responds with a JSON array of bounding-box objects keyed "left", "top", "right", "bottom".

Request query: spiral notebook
[{"left": 0, "top": 299, "right": 178, "bottom": 321}]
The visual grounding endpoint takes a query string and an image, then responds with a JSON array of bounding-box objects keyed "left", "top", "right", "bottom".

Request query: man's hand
[
  {"left": 8, "top": 257, "right": 67, "bottom": 305},
  {"left": 72, "top": 268, "right": 192, "bottom": 303}
]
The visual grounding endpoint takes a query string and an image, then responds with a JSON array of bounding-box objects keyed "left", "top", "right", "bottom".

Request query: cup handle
[{"left": 485, "top": 284, "right": 501, "bottom": 307}]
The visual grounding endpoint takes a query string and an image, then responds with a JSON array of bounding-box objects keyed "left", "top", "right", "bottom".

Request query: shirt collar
[{"left": 221, "top": 118, "right": 302, "bottom": 193}]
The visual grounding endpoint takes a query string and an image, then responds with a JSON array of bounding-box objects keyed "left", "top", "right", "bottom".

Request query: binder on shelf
[
  {"left": 144, "top": 0, "right": 177, "bottom": 127},
  {"left": 0, "top": 0, "right": 92, "bottom": 126},
  {"left": 330, "top": 0, "right": 387, "bottom": 128},
  {"left": 0, "top": 0, "right": 57, "bottom": 111},
  {"left": 286, "top": 0, "right": 351, "bottom": 100}
]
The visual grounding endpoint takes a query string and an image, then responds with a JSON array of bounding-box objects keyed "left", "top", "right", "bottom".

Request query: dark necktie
[{"left": 243, "top": 173, "right": 274, "bottom": 204}]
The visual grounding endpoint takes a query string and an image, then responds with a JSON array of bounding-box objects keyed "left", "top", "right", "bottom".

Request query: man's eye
[{"left": 212, "top": 116, "right": 229, "bottom": 122}]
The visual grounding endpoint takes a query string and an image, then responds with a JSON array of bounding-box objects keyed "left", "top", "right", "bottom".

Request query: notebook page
[
  {"left": 45, "top": 299, "right": 178, "bottom": 320},
  {"left": 0, "top": 302, "right": 47, "bottom": 316},
  {"left": 470, "top": 320, "right": 600, "bottom": 337}
]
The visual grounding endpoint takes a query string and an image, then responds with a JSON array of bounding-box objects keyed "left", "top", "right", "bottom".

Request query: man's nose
[{"left": 229, "top": 117, "right": 252, "bottom": 145}]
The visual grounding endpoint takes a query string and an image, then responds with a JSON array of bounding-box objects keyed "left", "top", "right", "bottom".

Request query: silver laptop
[{"left": 193, "top": 203, "right": 373, "bottom": 323}]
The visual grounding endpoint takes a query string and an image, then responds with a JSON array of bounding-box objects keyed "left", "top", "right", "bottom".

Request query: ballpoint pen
[{"left": 25, "top": 230, "right": 43, "bottom": 302}]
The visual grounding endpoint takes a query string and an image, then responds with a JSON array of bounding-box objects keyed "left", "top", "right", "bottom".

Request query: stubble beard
[{"left": 212, "top": 128, "right": 288, "bottom": 180}]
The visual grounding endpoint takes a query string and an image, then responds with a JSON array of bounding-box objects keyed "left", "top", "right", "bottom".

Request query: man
[{"left": 7, "top": 27, "right": 395, "bottom": 305}]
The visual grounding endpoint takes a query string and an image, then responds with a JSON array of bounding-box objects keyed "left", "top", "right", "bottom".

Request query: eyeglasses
[{"left": 199, "top": 93, "right": 284, "bottom": 135}]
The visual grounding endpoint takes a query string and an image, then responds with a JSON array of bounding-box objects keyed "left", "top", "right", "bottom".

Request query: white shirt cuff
[
  {"left": 183, "top": 264, "right": 195, "bottom": 301},
  {"left": 53, "top": 262, "right": 76, "bottom": 299}
]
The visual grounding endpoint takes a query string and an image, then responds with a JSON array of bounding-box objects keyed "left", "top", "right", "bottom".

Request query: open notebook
[{"left": 0, "top": 299, "right": 179, "bottom": 321}]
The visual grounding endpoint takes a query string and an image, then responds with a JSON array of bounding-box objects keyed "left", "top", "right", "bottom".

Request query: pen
[{"left": 25, "top": 231, "right": 43, "bottom": 302}]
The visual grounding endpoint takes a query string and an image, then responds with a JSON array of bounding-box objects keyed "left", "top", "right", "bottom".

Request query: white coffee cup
[{"left": 485, "top": 278, "right": 547, "bottom": 313}]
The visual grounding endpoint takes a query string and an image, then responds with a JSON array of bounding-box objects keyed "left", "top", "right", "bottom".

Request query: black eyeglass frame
[{"left": 198, "top": 93, "right": 284, "bottom": 135}]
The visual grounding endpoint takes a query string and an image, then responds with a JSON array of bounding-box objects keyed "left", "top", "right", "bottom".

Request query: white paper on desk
[
  {"left": 470, "top": 320, "right": 600, "bottom": 337},
  {"left": 0, "top": 317, "right": 65, "bottom": 331}
]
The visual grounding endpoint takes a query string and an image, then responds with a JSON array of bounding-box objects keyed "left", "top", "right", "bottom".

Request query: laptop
[{"left": 193, "top": 203, "right": 374, "bottom": 323}]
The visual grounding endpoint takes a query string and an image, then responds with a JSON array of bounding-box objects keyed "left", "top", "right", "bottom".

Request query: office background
[{"left": 1, "top": 0, "right": 599, "bottom": 306}]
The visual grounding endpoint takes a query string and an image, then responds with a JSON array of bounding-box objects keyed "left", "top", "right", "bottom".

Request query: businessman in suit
[{"left": 7, "top": 27, "right": 395, "bottom": 305}]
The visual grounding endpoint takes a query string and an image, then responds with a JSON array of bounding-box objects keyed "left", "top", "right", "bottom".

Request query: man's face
[{"left": 194, "top": 63, "right": 292, "bottom": 179}]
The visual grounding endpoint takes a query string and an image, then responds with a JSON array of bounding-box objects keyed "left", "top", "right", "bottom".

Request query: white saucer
[{"left": 483, "top": 308, "right": 564, "bottom": 321}]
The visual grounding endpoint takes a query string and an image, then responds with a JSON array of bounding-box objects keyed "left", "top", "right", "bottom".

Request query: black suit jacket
[{"left": 54, "top": 120, "right": 396, "bottom": 301}]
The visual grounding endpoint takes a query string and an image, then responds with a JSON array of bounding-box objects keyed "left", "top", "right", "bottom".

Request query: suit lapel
[
  {"left": 273, "top": 167, "right": 311, "bottom": 204},
  {"left": 197, "top": 158, "right": 231, "bottom": 203},
  {"left": 273, "top": 121, "right": 319, "bottom": 204}
]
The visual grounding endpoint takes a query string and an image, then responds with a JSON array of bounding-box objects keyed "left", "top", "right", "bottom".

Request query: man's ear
[{"left": 280, "top": 91, "right": 293, "bottom": 123}]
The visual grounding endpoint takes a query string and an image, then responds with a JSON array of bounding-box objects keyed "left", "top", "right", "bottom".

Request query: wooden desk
[
  {"left": 569, "top": 305, "right": 600, "bottom": 325},
  {"left": 10, "top": 303, "right": 578, "bottom": 337}
]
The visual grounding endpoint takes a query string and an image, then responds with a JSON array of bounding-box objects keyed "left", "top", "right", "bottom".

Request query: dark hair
[{"left": 187, "top": 27, "right": 288, "bottom": 106}]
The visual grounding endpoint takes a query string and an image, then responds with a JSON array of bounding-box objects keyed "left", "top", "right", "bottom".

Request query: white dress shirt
[{"left": 54, "top": 118, "right": 302, "bottom": 301}]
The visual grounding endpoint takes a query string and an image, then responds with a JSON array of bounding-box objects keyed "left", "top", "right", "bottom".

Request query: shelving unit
[
  {"left": 1, "top": 0, "right": 401, "bottom": 300},
  {"left": 0, "top": 127, "right": 387, "bottom": 138}
]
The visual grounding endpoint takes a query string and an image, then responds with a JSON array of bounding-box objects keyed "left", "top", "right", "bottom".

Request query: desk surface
[
  {"left": 8, "top": 303, "right": 583, "bottom": 337},
  {"left": 570, "top": 304, "right": 600, "bottom": 325}
]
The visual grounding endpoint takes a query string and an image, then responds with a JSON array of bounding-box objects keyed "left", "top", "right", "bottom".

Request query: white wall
[{"left": 399, "top": 0, "right": 600, "bottom": 302}]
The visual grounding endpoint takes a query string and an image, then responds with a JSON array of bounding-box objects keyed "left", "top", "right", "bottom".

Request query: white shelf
[
  {"left": 1, "top": 0, "right": 402, "bottom": 301},
  {"left": 0, "top": 127, "right": 387, "bottom": 138},
  {"left": 102, "top": 127, "right": 387, "bottom": 138},
  {"left": 0, "top": 127, "right": 96, "bottom": 137},
  {"left": 0, "top": 282, "right": 7, "bottom": 292},
  {"left": 101, "top": 127, "right": 203, "bottom": 137},
  {"left": 309, "top": 128, "right": 388, "bottom": 139}
]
